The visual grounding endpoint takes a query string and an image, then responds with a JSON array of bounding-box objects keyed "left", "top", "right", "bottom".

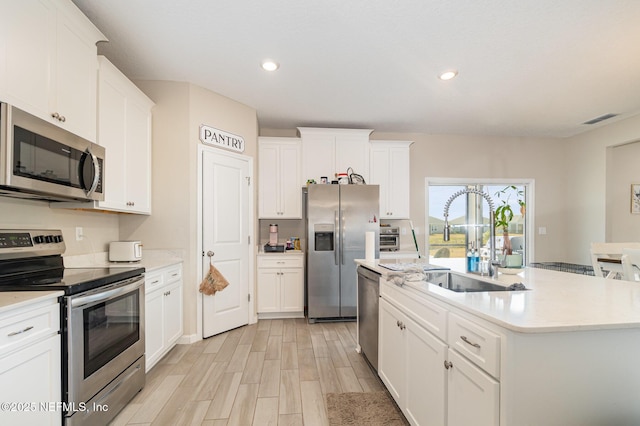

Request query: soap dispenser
[
  {"left": 473, "top": 247, "right": 480, "bottom": 273},
  {"left": 467, "top": 243, "right": 474, "bottom": 272}
]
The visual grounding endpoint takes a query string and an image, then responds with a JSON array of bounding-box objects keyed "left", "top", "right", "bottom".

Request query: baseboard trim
[{"left": 177, "top": 333, "right": 200, "bottom": 344}]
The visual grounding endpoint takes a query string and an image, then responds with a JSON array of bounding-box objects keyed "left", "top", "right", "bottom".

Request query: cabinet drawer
[
  {"left": 257, "top": 256, "right": 303, "bottom": 269},
  {"left": 448, "top": 312, "right": 501, "bottom": 378},
  {"left": 381, "top": 279, "right": 447, "bottom": 341},
  {"left": 0, "top": 302, "right": 60, "bottom": 357},
  {"left": 163, "top": 265, "right": 182, "bottom": 284},
  {"left": 145, "top": 272, "right": 164, "bottom": 293}
]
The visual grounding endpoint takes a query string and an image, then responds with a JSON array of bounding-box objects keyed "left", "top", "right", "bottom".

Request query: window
[{"left": 426, "top": 179, "right": 532, "bottom": 264}]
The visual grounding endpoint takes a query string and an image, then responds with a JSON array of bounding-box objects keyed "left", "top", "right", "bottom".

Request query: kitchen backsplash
[{"left": 0, "top": 197, "right": 119, "bottom": 256}]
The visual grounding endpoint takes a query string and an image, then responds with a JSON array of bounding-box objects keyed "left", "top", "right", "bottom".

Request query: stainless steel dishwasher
[{"left": 357, "top": 265, "right": 381, "bottom": 372}]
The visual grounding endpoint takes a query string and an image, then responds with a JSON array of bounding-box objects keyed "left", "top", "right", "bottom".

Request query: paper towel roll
[{"left": 365, "top": 231, "right": 375, "bottom": 261}]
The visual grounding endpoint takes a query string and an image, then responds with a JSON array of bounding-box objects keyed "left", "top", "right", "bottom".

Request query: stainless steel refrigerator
[{"left": 306, "top": 184, "right": 379, "bottom": 322}]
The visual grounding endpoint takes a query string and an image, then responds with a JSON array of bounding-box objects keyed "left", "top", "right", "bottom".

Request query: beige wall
[
  {"left": 120, "top": 80, "right": 258, "bottom": 339},
  {"left": 371, "top": 132, "right": 568, "bottom": 263},
  {"left": 565, "top": 114, "right": 640, "bottom": 264},
  {"left": 607, "top": 141, "right": 640, "bottom": 242},
  {"left": 0, "top": 197, "right": 119, "bottom": 256}
]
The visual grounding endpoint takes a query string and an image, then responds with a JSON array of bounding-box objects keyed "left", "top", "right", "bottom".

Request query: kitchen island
[{"left": 356, "top": 258, "right": 640, "bottom": 426}]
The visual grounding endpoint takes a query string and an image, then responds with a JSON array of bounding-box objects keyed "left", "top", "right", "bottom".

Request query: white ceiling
[{"left": 72, "top": 0, "right": 640, "bottom": 138}]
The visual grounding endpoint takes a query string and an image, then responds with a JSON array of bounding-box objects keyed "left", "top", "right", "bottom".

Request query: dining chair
[
  {"left": 590, "top": 242, "right": 640, "bottom": 279},
  {"left": 621, "top": 248, "right": 640, "bottom": 282}
]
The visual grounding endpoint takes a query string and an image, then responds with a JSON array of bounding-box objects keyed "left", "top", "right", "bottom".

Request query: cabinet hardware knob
[
  {"left": 60, "top": 115, "right": 66, "bottom": 122},
  {"left": 444, "top": 360, "right": 453, "bottom": 370},
  {"left": 8, "top": 325, "right": 34, "bottom": 337},
  {"left": 460, "top": 335, "right": 481, "bottom": 349},
  {"left": 396, "top": 320, "right": 400, "bottom": 327},
  {"left": 51, "top": 112, "right": 60, "bottom": 120}
]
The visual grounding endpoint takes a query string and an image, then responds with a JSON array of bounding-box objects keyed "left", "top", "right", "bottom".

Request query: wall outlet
[
  {"left": 401, "top": 227, "right": 407, "bottom": 235},
  {"left": 75, "top": 227, "right": 84, "bottom": 241}
]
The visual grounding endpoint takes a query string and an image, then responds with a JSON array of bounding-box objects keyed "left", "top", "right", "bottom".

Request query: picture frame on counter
[{"left": 631, "top": 184, "right": 640, "bottom": 214}]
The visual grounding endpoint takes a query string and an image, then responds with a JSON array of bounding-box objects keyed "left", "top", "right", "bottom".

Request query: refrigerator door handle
[
  {"left": 341, "top": 209, "right": 345, "bottom": 265},
  {"left": 334, "top": 210, "right": 339, "bottom": 266}
]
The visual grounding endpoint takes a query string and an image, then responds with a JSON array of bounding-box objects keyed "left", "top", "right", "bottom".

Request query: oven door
[{"left": 67, "top": 275, "right": 145, "bottom": 407}]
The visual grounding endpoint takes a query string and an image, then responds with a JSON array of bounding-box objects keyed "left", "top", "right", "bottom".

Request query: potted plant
[{"left": 494, "top": 186, "right": 525, "bottom": 264}]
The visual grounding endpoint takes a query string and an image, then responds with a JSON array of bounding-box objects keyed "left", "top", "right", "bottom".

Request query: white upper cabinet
[
  {"left": 54, "top": 56, "right": 154, "bottom": 214},
  {"left": 369, "top": 140, "right": 413, "bottom": 219},
  {"left": 94, "top": 56, "right": 154, "bottom": 214},
  {"left": 298, "top": 127, "right": 372, "bottom": 184},
  {"left": 258, "top": 137, "right": 302, "bottom": 218},
  {"left": 0, "top": 0, "right": 106, "bottom": 142}
]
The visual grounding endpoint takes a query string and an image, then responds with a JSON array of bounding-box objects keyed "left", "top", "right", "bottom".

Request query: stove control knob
[
  {"left": 45, "top": 235, "right": 54, "bottom": 243},
  {"left": 56, "top": 235, "right": 63, "bottom": 243},
  {"left": 33, "top": 235, "right": 44, "bottom": 244}
]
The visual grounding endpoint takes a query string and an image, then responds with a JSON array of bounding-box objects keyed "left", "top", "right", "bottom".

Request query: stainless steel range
[{"left": 0, "top": 229, "right": 145, "bottom": 425}]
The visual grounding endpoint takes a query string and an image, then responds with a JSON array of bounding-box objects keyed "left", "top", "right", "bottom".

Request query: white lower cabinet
[
  {"left": 379, "top": 278, "right": 499, "bottom": 426},
  {"left": 0, "top": 296, "right": 61, "bottom": 426},
  {"left": 145, "top": 264, "right": 183, "bottom": 372},
  {"left": 379, "top": 297, "right": 447, "bottom": 426},
  {"left": 447, "top": 348, "right": 499, "bottom": 426},
  {"left": 257, "top": 254, "right": 304, "bottom": 318}
]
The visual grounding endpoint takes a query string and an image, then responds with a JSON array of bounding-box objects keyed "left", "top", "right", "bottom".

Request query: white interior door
[{"left": 202, "top": 149, "right": 251, "bottom": 338}]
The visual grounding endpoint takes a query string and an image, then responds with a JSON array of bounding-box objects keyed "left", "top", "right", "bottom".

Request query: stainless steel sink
[{"left": 426, "top": 271, "right": 528, "bottom": 292}]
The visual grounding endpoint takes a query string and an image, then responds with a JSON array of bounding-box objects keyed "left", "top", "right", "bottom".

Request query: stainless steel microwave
[{"left": 0, "top": 102, "right": 104, "bottom": 202}]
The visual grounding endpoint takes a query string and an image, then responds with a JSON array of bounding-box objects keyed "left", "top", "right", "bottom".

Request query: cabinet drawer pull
[
  {"left": 460, "top": 335, "right": 481, "bottom": 349},
  {"left": 8, "top": 325, "right": 34, "bottom": 337},
  {"left": 444, "top": 360, "right": 453, "bottom": 370},
  {"left": 151, "top": 280, "right": 160, "bottom": 285}
]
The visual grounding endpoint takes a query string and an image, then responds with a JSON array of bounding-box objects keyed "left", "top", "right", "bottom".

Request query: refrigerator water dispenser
[{"left": 314, "top": 224, "right": 334, "bottom": 251}]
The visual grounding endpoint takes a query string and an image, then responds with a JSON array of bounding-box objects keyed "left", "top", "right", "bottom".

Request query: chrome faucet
[{"left": 442, "top": 188, "right": 499, "bottom": 276}]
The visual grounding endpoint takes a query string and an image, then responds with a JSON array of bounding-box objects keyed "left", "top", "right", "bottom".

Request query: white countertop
[
  {"left": 64, "top": 249, "right": 183, "bottom": 272},
  {"left": 0, "top": 291, "right": 63, "bottom": 314},
  {"left": 257, "top": 249, "right": 304, "bottom": 256},
  {"left": 356, "top": 257, "right": 640, "bottom": 333}
]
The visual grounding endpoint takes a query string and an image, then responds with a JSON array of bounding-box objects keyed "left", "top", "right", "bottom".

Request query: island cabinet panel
[
  {"left": 298, "top": 127, "right": 372, "bottom": 184},
  {"left": 369, "top": 140, "right": 413, "bottom": 219},
  {"left": 380, "top": 276, "right": 499, "bottom": 426},
  {"left": 0, "top": 0, "right": 105, "bottom": 142},
  {"left": 379, "top": 297, "right": 447, "bottom": 426},
  {"left": 447, "top": 348, "right": 499, "bottom": 426},
  {"left": 374, "top": 268, "right": 640, "bottom": 426}
]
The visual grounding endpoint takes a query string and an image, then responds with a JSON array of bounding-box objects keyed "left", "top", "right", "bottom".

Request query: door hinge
[
  {"left": 248, "top": 293, "right": 251, "bottom": 302},
  {"left": 246, "top": 176, "right": 251, "bottom": 186},
  {"left": 248, "top": 235, "right": 251, "bottom": 245}
]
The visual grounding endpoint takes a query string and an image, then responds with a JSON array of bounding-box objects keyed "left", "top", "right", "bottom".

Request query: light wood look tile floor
[{"left": 109, "top": 319, "right": 386, "bottom": 426}]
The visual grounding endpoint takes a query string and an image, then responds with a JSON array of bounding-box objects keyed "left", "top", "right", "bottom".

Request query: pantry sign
[{"left": 199, "top": 124, "right": 245, "bottom": 153}]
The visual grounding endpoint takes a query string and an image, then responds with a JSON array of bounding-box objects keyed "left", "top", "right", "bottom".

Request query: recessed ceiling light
[
  {"left": 439, "top": 70, "right": 458, "bottom": 81},
  {"left": 261, "top": 60, "right": 279, "bottom": 71}
]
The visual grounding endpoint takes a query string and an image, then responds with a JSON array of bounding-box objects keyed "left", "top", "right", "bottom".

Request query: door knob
[{"left": 207, "top": 251, "right": 215, "bottom": 257}]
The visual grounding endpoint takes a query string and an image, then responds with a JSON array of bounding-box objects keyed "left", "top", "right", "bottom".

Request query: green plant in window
[{"left": 494, "top": 186, "right": 525, "bottom": 255}]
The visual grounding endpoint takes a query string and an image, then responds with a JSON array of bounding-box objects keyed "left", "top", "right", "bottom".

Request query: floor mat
[{"left": 325, "top": 391, "right": 408, "bottom": 426}]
